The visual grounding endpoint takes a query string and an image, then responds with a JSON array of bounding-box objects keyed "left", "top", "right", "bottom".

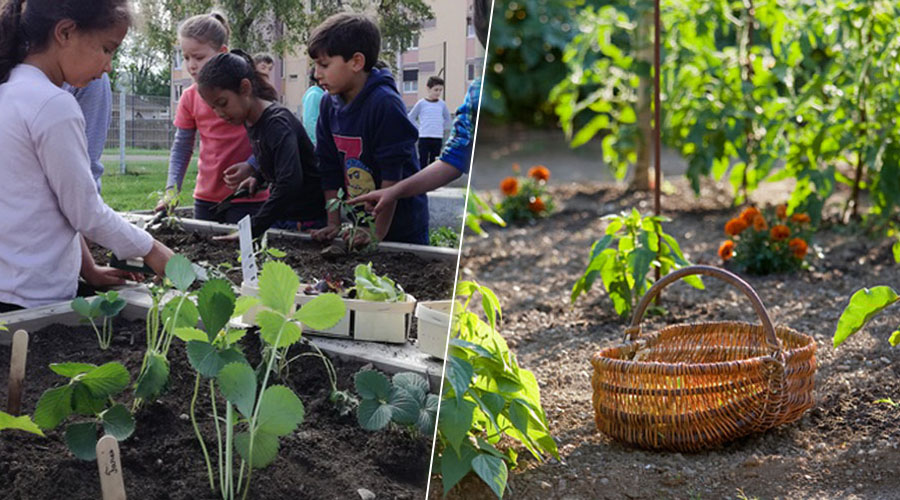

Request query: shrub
[
  {"left": 495, "top": 164, "right": 555, "bottom": 222},
  {"left": 718, "top": 204, "right": 813, "bottom": 274}
]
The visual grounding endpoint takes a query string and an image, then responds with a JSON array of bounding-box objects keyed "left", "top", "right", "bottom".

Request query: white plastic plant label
[{"left": 238, "top": 215, "right": 258, "bottom": 286}]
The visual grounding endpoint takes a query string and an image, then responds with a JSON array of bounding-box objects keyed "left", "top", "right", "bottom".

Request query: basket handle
[{"left": 625, "top": 265, "right": 781, "bottom": 356}]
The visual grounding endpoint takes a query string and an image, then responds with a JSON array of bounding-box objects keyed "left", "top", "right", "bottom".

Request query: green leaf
[
  {"left": 834, "top": 287, "right": 900, "bottom": 347},
  {"left": 101, "top": 404, "right": 134, "bottom": 440},
  {"left": 134, "top": 353, "right": 169, "bottom": 400},
  {"left": 97, "top": 296, "right": 126, "bottom": 318},
  {"left": 292, "top": 293, "right": 346, "bottom": 330},
  {"left": 508, "top": 399, "right": 532, "bottom": 436},
  {"left": 173, "top": 327, "right": 209, "bottom": 343},
  {"left": 70, "top": 297, "right": 97, "bottom": 319},
  {"left": 187, "top": 341, "right": 230, "bottom": 378},
  {"left": 441, "top": 442, "right": 479, "bottom": 495},
  {"left": 357, "top": 398, "right": 393, "bottom": 431},
  {"left": 471, "top": 454, "right": 508, "bottom": 499},
  {"left": 893, "top": 239, "right": 900, "bottom": 264},
  {"left": 217, "top": 362, "right": 257, "bottom": 419},
  {"left": 890, "top": 330, "right": 900, "bottom": 347},
  {"left": 197, "top": 279, "right": 235, "bottom": 338},
  {"left": 234, "top": 430, "right": 279, "bottom": 469},
  {"left": 80, "top": 362, "right": 130, "bottom": 399},
  {"left": 438, "top": 397, "right": 476, "bottom": 454},
  {"left": 446, "top": 355, "right": 474, "bottom": 404},
  {"left": 49, "top": 362, "right": 97, "bottom": 379},
  {"left": 354, "top": 370, "right": 391, "bottom": 401},
  {"left": 257, "top": 310, "right": 302, "bottom": 348},
  {"left": 71, "top": 382, "right": 108, "bottom": 416},
  {"left": 388, "top": 386, "right": 420, "bottom": 426},
  {"left": 258, "top": 261, "right": 299, "bottom": 315},
  {"left": 0, "top": 411, "right": 44, "bottom": 436},
  {"left": 256, "top": 385, "right": 305, "bottom": 436},
  {"left": 65, "top": 421, "right": 98, "bottom": 460},
  {"left": 417, "top": 393, "right": 439, "bottom": 436},
  {"left": 162, "top": 297, "right": 200, "bottom": 332},
  {"left": 233, "top": 296, "right": 260, "bottom": 319},
  {"left": 166, "top": 254, "right": 196, "bottom": 292},
  {"left": 224, "top": 329, "right": 247, "bottom": 345},
  {"left": 392, "top": 372, "right": 429, "bottom": 403}
]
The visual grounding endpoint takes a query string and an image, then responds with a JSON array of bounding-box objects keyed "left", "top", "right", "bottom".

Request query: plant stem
[
  {"left": 190, "top": 373, "right": 215, "bottom": 491},
  {"left": 225, "top": 403, "right": 234, "bottom": 500},
  {"left": 211, "top": 380, "right": 225, "bottom": 497}
]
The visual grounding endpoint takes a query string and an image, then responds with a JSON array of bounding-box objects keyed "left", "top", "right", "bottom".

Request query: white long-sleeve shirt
[
  {"left": 0, "top": 64, "right": 152, "bottom": 308},
  {"left": 407, "top": 98, "right": 451, "bottom": 139}
]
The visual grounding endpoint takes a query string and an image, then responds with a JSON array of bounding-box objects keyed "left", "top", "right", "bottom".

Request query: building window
[
  {"left": 175, "top": 84, "right": 184, "bottom": 101},
  {"left": 402, "top": 69, "right": 418, "bottom": 93},
  {"left": 174, "top": 48, "right": 182, "bottom": 70},
  {"left": 467, "top": 17, "right": 475, "bottom": 38},
  {"left": 408, "top": 35, "right": 418, "bottom": 50},
  {"left": 423, "top": 18, "right": 436, "bottom": 29}
]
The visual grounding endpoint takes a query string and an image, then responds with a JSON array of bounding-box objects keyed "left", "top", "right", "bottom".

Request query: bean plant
[
  {"left": 833, "top": 286, "right": 899, "bottom": 349},
  {"left": 571, "top": 208, "right": 703, "bottom": 318},
  {"left": 71, "top": 291, "right": 127, "bottom": 350},
  {"left": 439, "top": 280, "right": 559, "bottom": 499},
  {"left": 355, "top": 370, "right": 437, "bottom": 436},
  {"left": 326, "top": 187, "right": 377, "bottom": 252},
  {"left": 33, "top": 362, "right": 134, "bottom": 460}
]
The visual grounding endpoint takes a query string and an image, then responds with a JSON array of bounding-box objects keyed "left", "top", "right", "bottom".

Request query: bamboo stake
[
  {"left": 7, "top": 329, "right": 28, "bottom": 416},
  {"left": 96, "top": 435, "right": 127, "bottom": 500}
]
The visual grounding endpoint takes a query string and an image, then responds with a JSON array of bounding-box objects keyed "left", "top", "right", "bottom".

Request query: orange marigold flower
[
  {"left": 791, "top": 213, "right": 811, "bottom": 224},
  {"left": 776, "top": 204, "right": 787, "bottom": 220},
  {"left": 740, "top": 206, "right": 761, "bottom": 225},
  {"left": 528, "top": 197, "right": 545, "bottom": 213},
  {"left": 511, "top": 163, "right": 521, "bottom": 173},
  {"left": 770, "top": 224, "right": 790, "bottom": 241},
  {"left": 718, "top": 240, "right": 735, "bottom": 261},
  {"left": 724, "top": 218, "right": 748, "bottom": 236},
  {"left": 752, "top": 214, "right": 768, "bottom": 231},
  {"left": 528, "top": 165, "right": 551, "bottom": 182},
  {"left": 500, "top": 177, "right": 519, "bottom": 196},
  {"left": 789, "top": 237, "right": 808, "bottom": 259}
]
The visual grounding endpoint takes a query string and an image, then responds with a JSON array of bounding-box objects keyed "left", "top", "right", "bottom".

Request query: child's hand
[
  {"left": 348, "top": 188, "right": 396, "bottom": 218},
  {"left": 224, "top": 162, "right": 255, "bottom": 190},
  {"left": 212, "top": 232, "right": 240, "bottom": 242},
  {"left": 311, "top": 224, "right": 341, "bottom": 242},
  {"left": 83, "top": 265, "right": 142, "bottom": 287},
  {"left": 345, "top": 230, "right": 373, "bottom": 250},
  {"left": 237, "top": 176, "right": 259, "bottom": 196}
]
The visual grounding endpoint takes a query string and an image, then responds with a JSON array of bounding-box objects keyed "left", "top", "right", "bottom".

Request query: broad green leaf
[
  {"left": 354, "top": 370, "right": 391, "bottom": 401},
  {"left": 187, "top": 341, "right": 229, "bottom": 378},
  {"left": 508, "top": 399, "right": 532, "bottom": 436},
  {"left": 417, "top": 393, "right": 439, "bottom": 436},
  {"left": 217, "top": 362, "right": 257, "bottom": 419},
  {"left": 162, "top": 297, "right": 200, "bottom": 332},
  {"left": 438, "top": 397, "right": 476, "bottom": 454},
  {"left": 292, "top": 293, "right": 346, "bottom": 330},
  {"left": 134, "top": 353, "right": 169, "bottom": 400},
  {"left": 357, "top": 398, "right": 393, "bottom": 431},
  {"left": 234, "top": 430, "right": 279, "bottom": 469},
  {"left": 834, "top": 287, "right": 899, "bottom": 347},
  {"left": 893, "top": 239, "right": 900, "bottom": 264},
  {"left": 471, "top": 454, "right": 508, "bottom": 499},
  {"left": 441, "top": 442, "right": 479, "bottom": 495},
  {"left": 101, "top": 404, "right": 135, "bottom": 440},
  {"left": 388, "top": 386, "right": 420, "bottom": 426},
  {"left": 479, "top": 285, "right": 502, "bottom": 332},
  {"left": 197, "top": 279, "right": 235, "bottom": 338},
  {"left": 70, "top": 297, "right": 97, "bottom": 319},
  {"left": 65, "top": 421, "right": 98, "bottom": 461},
  {"left": 49, "top": 362, "right": 96, "bottom": 379},
  {"left": 257, "top": 310, "right": 302, "bottom": 348},
  {"left": 0, "top": 411, "right": 44, "bottom": 436},
  {"left": 257, "top": 385, "right": 304, "bottom": 436},
  {"left": 224, "top": 329, "right": 247, "bottom": 345},
  {"left": 446, "top": 356, "right": 474, "bottom": 405},
  {"left": 166, "top": 254, "right": 196, "bottom": 292},
  {"left": 80, "top": 362, "right": 130, "bottom": 399},
  {"left": 97, "top": 297, "right": 126, "bottom": 318},
  {"left": 233, "top": 296, "right": 260, "bottom": 319},
  {"left": 173, "top": 327, "right": 209, "bottom": 343},
  {"left": 258, "top": 261, "right": 299, "bottom": 315},
  {"left": 392, "top": 372, "right": 429, "bottom": 404},
  {"left": 71, "top": 382, "right": 108, "bottom": 416}
]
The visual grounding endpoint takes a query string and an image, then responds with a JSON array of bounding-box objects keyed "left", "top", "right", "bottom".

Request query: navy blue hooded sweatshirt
[{"left": 316, "top": 68, "right": 428, "bottom": 244}]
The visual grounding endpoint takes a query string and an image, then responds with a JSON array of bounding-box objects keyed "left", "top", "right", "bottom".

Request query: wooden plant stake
[
  {"left": 96, "top": 435, "right": 127, "bottom": 500},
  {"left": 7, "top": 329, "right": 28, "bottom": 416}
]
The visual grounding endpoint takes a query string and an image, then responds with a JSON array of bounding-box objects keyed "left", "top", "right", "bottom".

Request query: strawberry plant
[
  {"left": 571, "top": 208, "right": 703, "bottom": 318},
  {"left": 71, "top": 291, "right": 127, "bottom": 350},
  {"left": 354, "top": 370, "right": 437, "bottom": 436},
  {"left": 33, "top": 362, "right": 133, "bottom": 460},
  {"left": 438, "top": 280, "right": 558, "bottom": 499},
  {"left": 0, "top": 411, "right": 44, "bottom": 436}
]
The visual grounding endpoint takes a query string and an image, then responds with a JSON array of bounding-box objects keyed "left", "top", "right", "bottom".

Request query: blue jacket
[{"left": 316, "top": 68, "right": 428, "bottom": 244}]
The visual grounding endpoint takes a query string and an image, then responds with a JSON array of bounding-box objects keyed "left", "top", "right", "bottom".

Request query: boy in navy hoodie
[{"left": 308, "top": 13, "right": 428, "bottom": 246}]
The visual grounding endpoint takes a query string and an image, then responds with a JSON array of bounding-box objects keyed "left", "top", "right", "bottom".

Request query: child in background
[
  {"left": 64, "top": 73, "right": 112, "bottom": 193},
  {"left": 408, "top": 76, "right": 451, "bottom": 166},
  {"left": 308, "top": 13, "right": 429, "bottom": 246},
  {"left": 154, "top": 12, "right": 268, "bottom": 223},
  {"left": 0, "top": 0, "right": 173, "bottom": 310},
  {"left": 253, "top": 52, "right": 275, "bottom": 88},
  {"left": 301, "top": 69, "right": 324, "bottom": 147},
  {"left": 349, "top": 0, "right": 490, "bottom": 216},
  {"left": 198, "top": 51, "right": 326, "bottom": 239}
]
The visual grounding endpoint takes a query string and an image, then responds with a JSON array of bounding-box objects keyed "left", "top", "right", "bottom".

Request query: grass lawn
[
  {"left": 101, "top": 160, "right": 197, "bottom": 212},
  {"left": 102, "top": 147, "right": 170, "bottom": 157}
]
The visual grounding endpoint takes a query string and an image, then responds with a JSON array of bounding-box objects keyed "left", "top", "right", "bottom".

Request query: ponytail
[
  {"left": 0, "top": 0, "right": 26, "bottom": 84},
  {"left": 179, "top": 11, "right": 230, "bottom": 49},
  {"left": 198, "top": 49, "right": 278, "bottom": 102}
]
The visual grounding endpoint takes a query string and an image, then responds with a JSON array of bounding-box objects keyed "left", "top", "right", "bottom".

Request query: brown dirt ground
[{"left": 436, "top": 178, "right": 900, "bottom": 500}]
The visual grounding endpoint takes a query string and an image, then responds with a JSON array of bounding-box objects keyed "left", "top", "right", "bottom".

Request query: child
[
  {"left": 0, "top": 0, "right": 173, "bottom": 310},
  {"left": 349, "top": 0, "right": 490, "bottom": 217},
  {"left": 252, "top": 52, "right": 275, "bottom": 89},
  {"left": 155, "top": 12, "right": 268, "bottom": 223},
  {"left": 408, "top": 76, "right": 451, "bottom": 166},
  {"left": 197, "top": 51, "right": 326, "bottom": 239},
  {"left": 301, "top": 69, "right": 324, "bottom": 147},
  {"left": 63, "top": 73, "right": 112, "bottom": 193},
  {"left": 308, "top": 13, "right": 429, "bottom": 246}
]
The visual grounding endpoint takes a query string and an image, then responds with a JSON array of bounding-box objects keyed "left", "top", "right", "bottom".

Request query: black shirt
[{"left": 247, "top": 103, "right": 326, "bottom": 238}]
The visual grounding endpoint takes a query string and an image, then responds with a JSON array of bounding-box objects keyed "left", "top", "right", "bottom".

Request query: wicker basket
[{"left": 590, "top": 265, "right": 816, "bottom": 452}]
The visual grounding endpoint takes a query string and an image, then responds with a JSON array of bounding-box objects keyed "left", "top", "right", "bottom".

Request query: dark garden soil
[
  {"left": 434, "top": 178, "right": 900, "bottom": 500},
  {"left": 0, "top": 320, "right": 430, "bottom": 499},
  {"left": 92, "top": 226, "right": 456, "bottom": 302}
]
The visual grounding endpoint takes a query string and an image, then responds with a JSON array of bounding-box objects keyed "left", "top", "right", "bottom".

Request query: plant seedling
[
  {"left": 71, "top": 291, "right": 127, "bottom": 350},
  {"left": 325, "top": 188, "right": 377, "bottom": 254},
  {"left": 352, "top": 262, "right": 406, "bottom": 302},
  {"left": 355, "top": 370, "right": 437, "bottom": 436},
  {"left": 33, "top": 362, "right": 134, "bottom": 460}
]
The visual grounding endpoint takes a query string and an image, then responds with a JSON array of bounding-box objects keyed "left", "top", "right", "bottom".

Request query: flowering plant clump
[
  {"left": 718, "top": 204, "right": 813, "bottom": 274},
  {"left": 495, "top": 164, "right": 555, "bottom": 222}
]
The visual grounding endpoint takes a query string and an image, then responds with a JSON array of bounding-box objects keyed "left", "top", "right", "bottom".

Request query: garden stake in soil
[
  {"left": 96, "top": 434, "right": 127, "bottom": 500},
  {"left": 6, "top": 329, "right": 28, "bottom": 416}
]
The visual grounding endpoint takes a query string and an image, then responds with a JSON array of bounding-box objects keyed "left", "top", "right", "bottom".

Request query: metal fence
[{"left": 105, "top": 92, "right": 174, "bottom": 151}]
